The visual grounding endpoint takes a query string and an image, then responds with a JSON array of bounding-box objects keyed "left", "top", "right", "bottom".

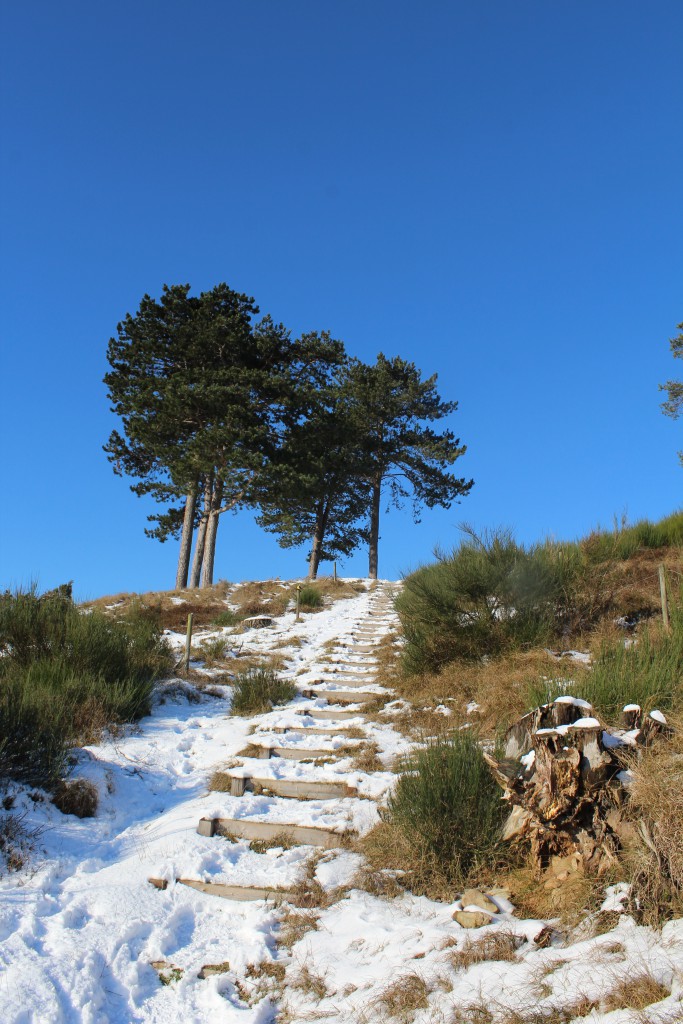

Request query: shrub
[
  {"left": 384, "top": 730, "right": 505, "bottom": 887},
  {"left": 230, "top": 667, "right": 297, "bottom": 715},
  {"left": 397, "top": 528, "right": 584, "bottom": 673}
]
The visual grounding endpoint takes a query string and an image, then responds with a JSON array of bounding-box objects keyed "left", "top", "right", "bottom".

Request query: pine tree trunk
[
  {"left": 175, "top": 483, "right": 198, "bottom": 590},
  {"left": 201, "top": 476, "right": 224, "bottom": 589},
  {"left": 190, "top": 474, "right": 213, "bottom": 588},
  {"left": 368, "top": 477, "right": 381, "bottom": 580},
  {"left": 308, "top": 503, "right": 327, "bottom": 580}
]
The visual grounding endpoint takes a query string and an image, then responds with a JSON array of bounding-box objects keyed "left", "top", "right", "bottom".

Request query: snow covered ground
[{"left": 1, "top": 580, "right": 682, "bottom": 1023}]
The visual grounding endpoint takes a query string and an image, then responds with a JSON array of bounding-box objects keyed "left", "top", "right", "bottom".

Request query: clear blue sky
[{"left": 1, "top": 1, "right": 681, "bottom": 599}]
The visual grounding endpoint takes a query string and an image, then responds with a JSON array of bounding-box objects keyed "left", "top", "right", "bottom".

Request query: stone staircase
[{"left": 151, "top": 582, "right": 401, "bottom": 901}]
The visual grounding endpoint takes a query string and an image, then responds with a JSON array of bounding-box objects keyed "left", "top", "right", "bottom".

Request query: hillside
[{"left": 1, "top": 568, "right": 683, "bottom": 1022}]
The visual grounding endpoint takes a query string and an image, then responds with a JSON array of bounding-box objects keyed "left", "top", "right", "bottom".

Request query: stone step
[
  {"left": 229, "top": 775, "right": 358, "bottom": 799},
  {"left": 297, "top": 708, "right": 367, "bottom": 721},
  {"left": 238, "top": 744, "right": 347, "bottom": 762},
  {"left": 309, "top": 677, "right": 378, "bottom": 689},
  {"left": 149, "top": 877, "right": 288, "bottom": 902},
  {"left": 271, "top": 725, "right": 365, "bottom": 737},
  {"left": 197, "top": 817, "right": 353, "bottom": 850},
  {"left": 301, "top": 688, "right": 384, "bottom": 704}
]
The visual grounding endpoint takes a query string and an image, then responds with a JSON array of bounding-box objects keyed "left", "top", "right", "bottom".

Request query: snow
[
  {"left": 554, "top": 695, "right": 592, "bottom": 708},
  {"left": 2, "top": 578, "right": 683, "bottom": 1023},
  {"left": 651, "top": 709, "right": 668, "bottom": 724}
]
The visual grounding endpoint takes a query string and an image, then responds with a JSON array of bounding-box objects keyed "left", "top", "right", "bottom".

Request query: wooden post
[
  {"left": 659, "top": 565, "right": 670, "bottom": 632},
  {"left": 333, "top": 561, "right": 337, "bottom": 584},
  {"left": 184, "top": 612, "right": 194, "bottom": 673},
  {"left": 295, "top": 584, "right": 301, "bottom": 623}
]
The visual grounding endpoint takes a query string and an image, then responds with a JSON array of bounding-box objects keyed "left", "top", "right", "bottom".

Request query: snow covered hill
[{"left": 1, "top": 580, "right": 682, "bottom": 1024}]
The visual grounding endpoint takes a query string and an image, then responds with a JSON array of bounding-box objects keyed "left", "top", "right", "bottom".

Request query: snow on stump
[{"left": 485, "top": 698, "right": 673, "bottom": 877}]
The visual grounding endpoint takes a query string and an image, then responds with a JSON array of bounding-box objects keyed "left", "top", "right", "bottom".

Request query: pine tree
[
  {"left": 255, "top": 336, "right": 367, "bottom": 577},
  {"left": 104, "top": 284, "right": 290, "bottom": 587},
  {"left": 660, "top": 321, "right": 683, "bottom": 465},
  {"left": 346, "top": 354, "right": 473, "bottom": 579}
]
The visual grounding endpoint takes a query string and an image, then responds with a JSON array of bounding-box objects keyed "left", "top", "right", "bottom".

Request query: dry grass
[
  {"left": 84, "top": 582, "right": 234, "bottom": 630},
  {"left": 371, "top": 972, "right": 430, "bottom": 1021},
  {"left": 249, "top": 831, "right": 297, "bottom": 854},
  {"left": 398, "top": 649, "right": 579, "bottom": 739},
  {"left": 446, "top": 930, "right": 522, "bottom": 971},
  {"left": 339, "top": 740, "right": 384, "bottom": 772},
  {"left": 277, "top": 909, "right": 319, "bottom": 948},
  {"left": 231, "top": 580, "right": 290, "bottom": 619},
  {"left": 626, "top": 714, "right": 683, "bottom": 922},
  {"left": 355, "top": 821, "right": 458, "bottom": 902},
  {"left": 288, "top": 964, "right": 330, "bottom": 1000},
  {"left": 504, "top": 865, "right": 616, "bottom": 929},
  {"left": 349, "top": 864, "right": 405, "bottom": 899},
  {"left": 53, "top": 779, "right": 99, "bottom": 818},
  {"left": 450, "top": 996, "right": 600, "bottom": 1024},
  {"left": 601, "top": 971, "right": 670, "bottom": 1011}
]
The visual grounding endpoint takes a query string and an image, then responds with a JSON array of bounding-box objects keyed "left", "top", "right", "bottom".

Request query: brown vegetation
[{"left": 53, "top": 779, "right": 99, "bottom": 818}]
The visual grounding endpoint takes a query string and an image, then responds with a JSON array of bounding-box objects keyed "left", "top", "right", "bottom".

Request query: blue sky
[{"left": 1, "top": 1, "right": 681, "bottom": 599}]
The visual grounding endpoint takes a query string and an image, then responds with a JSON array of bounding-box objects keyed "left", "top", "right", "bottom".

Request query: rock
[
  {"left": 198, "top": 961, "right": 231, "bottom": 978},
  {"left": 452, "top": 909, "right": 493, "bottom": 929},
  {"left": 459, "top": 888, "right": 499, "bottom": 914}
]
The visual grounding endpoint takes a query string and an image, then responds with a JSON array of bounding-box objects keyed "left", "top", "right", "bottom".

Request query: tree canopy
[{"left": 104, "top": 285, "right": 473, "bottom": 585}]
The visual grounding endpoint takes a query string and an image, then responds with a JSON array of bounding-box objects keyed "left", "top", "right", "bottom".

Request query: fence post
[
  {"left": 659, "top": 565, "right": 670, "bottom": 632},
  {"left": 295, "top": 584, "right": 301, "bottom": 623},
  {"left": 184, "top": 612, "right": 194, "bottom": 673},
  {"left": 333, "top": 561, "right": 337, "bottom": 584}
]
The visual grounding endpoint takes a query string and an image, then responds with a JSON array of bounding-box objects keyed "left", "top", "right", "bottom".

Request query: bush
[
  {"left": 230, "top": 667, "right": 297, "bottom": 715},
  {"left": 397, "top": 528, "right": 584, "bottom": 673},
  {"left": 53, "top": 779, "right": 99, "bottom": 818},
  {"left": 384, "top": 730, "right": 505, "bottom": 887}
]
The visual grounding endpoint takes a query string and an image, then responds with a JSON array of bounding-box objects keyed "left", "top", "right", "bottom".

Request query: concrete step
[
  {"left": 197, "top": 817, "right": 353, "bottom": 850},
  {"left": 149, "top": 877, "right": 289, "bottom": 902},
  {"left": 229, "top": 776, "right": 358, "bottom": 800}
]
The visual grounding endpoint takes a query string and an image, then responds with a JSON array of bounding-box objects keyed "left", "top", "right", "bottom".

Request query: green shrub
[
  {"left": 198, "top": 637, "right": 228, "bottom": 663},
  {"left": 230, "top": 667, "right": 297, "bottom": 715},
  {"left": 397, "top": 528, "right": 584, "bottom": 673},
  {"left": 385, "top": 731, "right": 505, "bottom": 887},
  {"left": 298, "top": 586, "right": 323, "bottom": 610}
]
